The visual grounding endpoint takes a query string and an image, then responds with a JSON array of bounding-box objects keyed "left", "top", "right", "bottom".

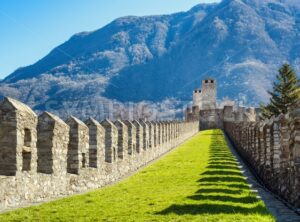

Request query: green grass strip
[{"left": 0, "top": 129, "right": 275, "bottom": 222}]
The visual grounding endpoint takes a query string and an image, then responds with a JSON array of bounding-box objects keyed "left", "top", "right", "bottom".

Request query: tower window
[
  {"left": 205, "top": 80, "right": 208, "bottom": 83},
  {"left": 24, "top": 128, "right": 31, "bottom": 147},
  {"left": 82, "top": 153, "right": 86, "bottom": 168},
  {"left": 211, "top": 80, "right": 214, "bottom": 83},
  {"left": 22, "top": 151, "right": 31, "bottom": 171}
]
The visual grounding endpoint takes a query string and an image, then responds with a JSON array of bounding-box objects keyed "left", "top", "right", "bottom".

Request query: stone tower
[
  {"left": 192, "top": 89, "right": 202, "bottom": 108},
  {"left": 201, "top": 78, "right": 216, "bottom": 110}
]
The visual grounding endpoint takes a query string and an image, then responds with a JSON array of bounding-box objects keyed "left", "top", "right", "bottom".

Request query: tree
[{"left": 261, "top": 63, "right": 299, "bottom": 119}]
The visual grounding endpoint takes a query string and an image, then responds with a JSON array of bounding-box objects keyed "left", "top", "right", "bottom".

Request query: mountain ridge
[{"left": 3, "top": 2, "right": 216, "bottom": 83}]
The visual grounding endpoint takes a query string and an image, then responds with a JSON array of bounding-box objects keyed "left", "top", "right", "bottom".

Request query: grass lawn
[{"left": 0, "top": 129, "right": 275, "bottom": 222}]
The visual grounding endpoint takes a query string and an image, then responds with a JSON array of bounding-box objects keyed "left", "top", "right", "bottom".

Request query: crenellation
[
  {"left": 161, "top": 121, "right": 165, "bottom": 145},
  {"left": 0, "top": 97, "right": 200, "bottom": 211},
  {"left": 0, "top": 97, "right": 38, "bottom": 176},
  {"left": 101, "top": 119, "right": 118, "bottom": 163},
  {"left": 66, "top": 116, "right": 89, "bottom": 174},
  {"left": 140, "top": 120, "right": 149, "bottom": 151},
  {"left": 157, "top": 122, "right": 163, "bottom": 154},
  {"left": 132, "top": 120, "right": 143, "bottom": 154},
  {"left": 123, "top": 120, "right": 136, "bottom": 156},
  {"left": 85, "top": 118, "right": 105, "bottom": 168},
  {"left": 146, "top": 121, "right": 154, "bottom": 150},
  {"left": 224, "top": 101, "right": 300, "bottom": 208},
  {"left": 171, "top": 122, "right": 175, "bottom": 146},
  {"left": 254, "top": 122, "right": 260, "bottom": 168},
  {"left": 152, "top": 122, "right": 158, "bottom": 148},
  {"left": 114, "top": 120, "right": 128, "bottom": 160},
  {"left": 165, "top": 122, "right": 169, "bottom": 145},
  {"left": 37, "top": 112, "right": 69, "bottom": 175},
  {"left": 165, "top": 122, "right": 170, "bottom": 146},
  {"left": 270, "top": 117, "right": 281, "bottom": 191}
]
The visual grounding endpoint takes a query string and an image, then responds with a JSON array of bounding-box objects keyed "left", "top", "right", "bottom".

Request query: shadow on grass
[
  {"left": 209, "top": 161, "right": 237, "bottom": 164},
  {"left": 206, "top": 165, "right": 240, "bottom": 171},
  {"left": 195, "top": 188, "right": 243, "bottom": 195},
  {"left": 201, "top": 170, "right": 242, "bottom": 177},
  {"left": 157, "top": 203, "right": 268, "bottom": 215},
  {"left": 199, "top": 183, "right": 251, "bottom": 189},
  {"left": 156, "top": 130, "right": 267, "bottom": 216},
  {"left": 209, "top": 156, "right": 234, "bottom": 159},
  {"left": 198, "top": 176, "right": 247, "bottom": 183},
  {"left": 187, "top": 194, "right": 258, "bottom": 203}
]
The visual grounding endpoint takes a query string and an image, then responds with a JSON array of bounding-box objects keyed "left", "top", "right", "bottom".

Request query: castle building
[
  {"left": 186, "top": 78, "right": 257, "bottom": 130},
  {"left": 192, "top": 78, "right": 216, "bottom": 110},
  {"left": 186, "top": 78, "right": 219, "bottom": 127}
]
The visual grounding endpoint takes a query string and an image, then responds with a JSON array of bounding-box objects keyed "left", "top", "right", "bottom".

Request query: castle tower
[
  {"left": 192, "top": 89, "right": 202, "bottom": 108},
  {"left": 201, "top": 78, "right": 216, "bottom": 110}
]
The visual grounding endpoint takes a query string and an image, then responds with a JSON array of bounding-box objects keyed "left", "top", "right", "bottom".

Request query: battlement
[
  {"left": 224, "top": 100, "right": 300, "bottom": 208},
  {"left": 0, "top": 97, "right": 199, "bottom": 211}
]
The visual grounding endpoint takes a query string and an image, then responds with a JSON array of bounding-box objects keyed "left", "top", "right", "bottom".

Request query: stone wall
[
  {"left": 0, "top": 97, "right": 199, "bottom": 211},
  {"left": 224, "top": 101, "right": 300, "bottom": 208},
  {"left": 187, "top": 104, "right": 256, "bottom": 130},
  {"left": 199, "top": 109, "right": 224, "bottom": 130}
]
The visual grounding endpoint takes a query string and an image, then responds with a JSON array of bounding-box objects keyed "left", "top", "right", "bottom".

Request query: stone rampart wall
[
  {"left": 224, "top": 101, "right": 300, "bottom": 208},
  {"left": 0, "top": 97, "right": 199, "bottom": 211}
]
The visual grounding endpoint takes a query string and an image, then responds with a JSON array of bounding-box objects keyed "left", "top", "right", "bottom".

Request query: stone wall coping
[
  {"left": 85, "top": 117, "right": 102, "bottom": 127},
  {"left": 40, "top": 111, "right": 68, "bottom": 127},
  {"left": 2, "top": 97, "right": 37, "bottom": 117},
  {"left": 139, "top": 120, "right": 148, "bottom": 126},
  {"left": 101, "top": 119, "right": 116, "bottom": 127},
  {"left": 132, "top": 120, "right": 142, "bottom": 126},
  {"left": 67, "top": 116, "right": 88, "bottom": 127},
  {"left": 123, "top": 120, "right": 135, "bottom": 128},
  {"left": 114, "top": 119, "right": 126, "bottom": 127}
]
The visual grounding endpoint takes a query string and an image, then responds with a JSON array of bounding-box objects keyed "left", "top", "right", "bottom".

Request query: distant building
[
  {"left": 186, "top": 78, "right": 257, "bottom": 130},
  {"left": 192, "top": 78, "right": 216, "bottom": 110}
]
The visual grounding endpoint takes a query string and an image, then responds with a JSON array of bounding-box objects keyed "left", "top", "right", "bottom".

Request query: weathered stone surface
[
  {"left": 0, "top": 97, "right": 38, "bottom": 176},
  {"left": 139, "top": 120, "right": 149, "bottom": 151},
  {"left": 224, "top": 101, "right": 300, "bottom": 208},
  {"left": 123, "top": 120, "right": 136, "bottom": 156},
  {"left": 146, "top": 121, "right": 154, "bottom": 149},
  {"left": 85, "top": 118, "right": 105, "bottom": 168},
  {"left": 101, "top": 119, "right": 118, "bottom": 163},
  {"left": 37, "top": 112, "right": 69, "bottom": 174},
  {"left": 66, "top": 116, "right": 89, "bottom": 175},
  {"left": 114, "top": 120, "right": 128, "bottom": 160},
  {"left": 132, "top": 120, "right": 143, "bottom": 154}
]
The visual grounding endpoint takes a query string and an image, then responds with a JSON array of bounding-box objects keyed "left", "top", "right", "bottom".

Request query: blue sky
[{"left": 0, "top": 0, "right": 219, "bottom": 79}]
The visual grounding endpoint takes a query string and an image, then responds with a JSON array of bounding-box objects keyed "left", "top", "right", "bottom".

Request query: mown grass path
[{"left": 0, "top": 130, "right": 275, "bottom": 222}]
